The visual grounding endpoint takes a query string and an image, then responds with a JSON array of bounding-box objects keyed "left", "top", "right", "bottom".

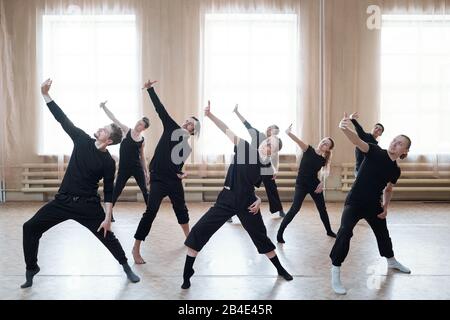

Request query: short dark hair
[
  {"left": 375, "top": 123, "right": 385, "bottom": 133},
  {"left": 191, "top": 116, "right": 200, "bottom": 137},
  {"left": 270, "top": 136, "right": 283, "bottom": 152},
  {"left": 267, "top": 125, "right": 280, "bottom": 136},
  {"left": 142, "top": 117, "right": 150, "bottom": 129},
  {"left": 400, "top": 134, "right": 411, "bottom": 149},
  {"left": 277, "top": 137, "right": 283, "bottom": 152},
  {"left": 109, "top": 123, "right": 123, "bottom": 145}
]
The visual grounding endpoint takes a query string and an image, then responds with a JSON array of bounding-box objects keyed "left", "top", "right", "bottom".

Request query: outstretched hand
[
  {"left": 285, "top": 124, "right": 293, "bottom": 135},
  {"left": 349, "top": 112, "right": 359, "bottom": 120},
  {"left": 233, "top": 104, "right": 238, "bottom": 113},
  {"left": 142, "top": 80, "right": 158, "bottom": 90},
  {"left": 41, "top": 79, "right": 52, "bottom": 95},
  {"left": 339, "top": 112, "right": 351, "bottom": 130},
  {"left": 204, "top": 100, "right": 211, "bottom": 117},
  {"left": 99, "top": 100, "right": 108, "bottom": 109}
]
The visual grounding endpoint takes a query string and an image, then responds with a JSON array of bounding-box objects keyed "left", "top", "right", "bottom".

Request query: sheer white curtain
[
  {"left": 201, "top": 13, "right": 298, "bottom": 157},
  {"left": 38, "top": 12, "right": 139, "bottom": 156},
  {"left": 196, "top": 0, "right": 304, "bottom": 163},
  {"left": 380, "top": 14, "right": 450, "bottom": 156}
]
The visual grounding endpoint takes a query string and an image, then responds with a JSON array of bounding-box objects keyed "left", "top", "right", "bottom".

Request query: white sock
[
  {"left": 387, "top": 257, "right": 411, "bottom": 274},
  {"left": 331, "top": 265, "right": 347, "bottom": 295}
]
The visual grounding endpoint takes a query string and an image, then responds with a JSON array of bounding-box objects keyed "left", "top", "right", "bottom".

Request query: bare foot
[{"left": 132, "top": 247, "right": 146, "bottom": 264}]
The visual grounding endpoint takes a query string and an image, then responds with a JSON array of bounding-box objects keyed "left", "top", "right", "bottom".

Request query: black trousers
[
  {"left": 112, "top": 166, "right": 148, "bottom": 206},
  {"left": 185, "top": 189, "right": 276, "bottom": 254},
  {"left": 22, "top": 193, "right": 127, "bottom": 270},
  {"left": 261, "top": 175, "right": 283, "bottom": 213},
  {"left": 134, "top": 177, "right": 189, "bottom": 241},
  {"left": 330, "top": 204, "right": 394, "bottom": 266},
  {"left": 279, "top": 183, "right": 333, "bottom": 234}
]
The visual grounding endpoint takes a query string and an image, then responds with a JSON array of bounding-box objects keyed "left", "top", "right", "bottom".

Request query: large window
[
  {"left": 202, "top": 13, "right": 298, "bottom": 155},
  {"left": 381, "top": 15, "right": 450, "bottom": 154},
  {"left": 40, "top": 15, "right": 138, "bottom": 155}
]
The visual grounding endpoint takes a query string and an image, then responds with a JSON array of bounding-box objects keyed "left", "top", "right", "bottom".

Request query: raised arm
[
  {"left": 233, "top": 104, "right": 262, "bottom": 146},
  {"left": 142, "top": 80, "right": 176, "bottom": 127},
  {"left": 205, "top": 101, "right": 240, "bottom": 145},
  {"left": 349, "top": 112, "right": 369, "bottom": 139},
  {"left": 99, "top": 101, "right": 128, "bottom": 134},
  {"left": 233, "top": 104, "right": 252, "bottom": 127},
  {"left": 339, "top": 112, "right": 369, "bottom": 153},
  {"left": 285, "top": 124, "right": 308, "bottom": 152},
  {"left": 41, "top": 79, "right": 86, "bottom": 141}
]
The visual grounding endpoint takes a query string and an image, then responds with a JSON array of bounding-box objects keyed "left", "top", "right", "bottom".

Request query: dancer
[
  {"left": 132, "top": 80, "right": 200, "bottom": 264},
  {"left": 276, "top": 125, "right": 336, "bottom": 243},
  {"left": 230, "top": 104, "right": 285, "bottom": 219},
  {"left": 21, "top": 79, "right": 140, "bottom": 288},
  {"left": 348, "top": 112, "right": 384, "bottom": 176},
  {"left": 100, "top": 101, "right": 150, "bottom": 222},
  {"left": 181, "top": 101, "right": 293, "bottom": 289},
  {"left": 330, "top": 112, "right": 411, "bottom": 295}
]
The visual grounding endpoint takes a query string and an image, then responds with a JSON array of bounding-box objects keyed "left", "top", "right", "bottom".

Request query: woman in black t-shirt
[
  {"left": 100, "top": 101, "right": 150, "bottom": 222},
  {"left": 330, "top": 112, "right": 412, "bottom": 295},
  {"left": 181, "top": 101, "right": 293, "bottom": 289},
  {"left": 277, "top": 124, "right": 337, "bottom": 244}
]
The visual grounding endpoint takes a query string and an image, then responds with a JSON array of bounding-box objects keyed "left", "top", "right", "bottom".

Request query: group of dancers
[{"left": 20, "top": 78, "right": 412, "bottom": 295}]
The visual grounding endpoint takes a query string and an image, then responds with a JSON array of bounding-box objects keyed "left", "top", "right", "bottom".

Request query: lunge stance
[
  {"left": 181, "top": 101, "right": 293, "bottom": 289},
  {"left": 330, "top": 113, "right": 411, "bottom": 295},
  {"left": 132, "top": 80, "right": 200, "bottom": 264},
  {"left": 230, "top": 105, "right": 285, "bottom": 219},
  {"left": 21, "top": 79, "right": 140, "bottom": 288},
  {"left": 100, "top": 101, "right": 150, "bottom": 221},
  {"left": 277, "top": 124, "right": 337, "bottom": 243}
]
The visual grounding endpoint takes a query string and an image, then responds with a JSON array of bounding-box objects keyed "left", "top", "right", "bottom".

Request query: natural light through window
[
  {"left": 202, "top": 13, "right": 298, "bottom": 156},
  {"left": 40, "top": 14, "right": 138, "bottom": 155},
  {"left": 381, "top": 15, "right": 450, "bottom": 154}
]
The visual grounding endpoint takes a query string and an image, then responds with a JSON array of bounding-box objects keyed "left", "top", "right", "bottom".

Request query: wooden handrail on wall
[{"left": 20, "top": 162, "right": 450, "bottom": 197}]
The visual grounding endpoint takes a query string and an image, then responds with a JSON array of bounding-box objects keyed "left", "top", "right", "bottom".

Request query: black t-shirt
[
  {"left": 147, "top": 88, "right": 191, "bottom": 180},
  {"left": 296, "top": 145, "right": 326, "bottom": 187},
  {"left": 47, "top": 101, "right": 116, "bottom": 202},
  {"left": 351, "top": 119, "right": 378, "bottom": 172},
  {"left": 220, "top": 139, "right": 271, "bottom": 208},
  {"left": 119, "top": 129, "right": 144, "bottom": 169},
  {"left": 243, "top": 120, "right": 267, "bottom": 149},
  {"left": 346, "top": 143, "right": 401, "bottom": 210},
  {"left": 242, "top": 120, "right": 276, "bottom": 175}
]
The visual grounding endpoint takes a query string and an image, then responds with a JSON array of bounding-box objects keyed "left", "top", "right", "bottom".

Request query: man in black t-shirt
[
  {"left": 180, "top": 101, "right": 292, "bottom": 290},
  {"left": 349, "top": 111, "right": 384, "bottom": 175},
  {"left": 329, "top": 112, "right": 412, "bottom": 295},
  {"left": 21, "top": 79, "right": 140, "bottom": 288},
  {"left": 132, "top": 80, "right": 201, "bottom": 264},
  {"left": 231, "top": 105, "right": 285, "bottom": 218}
]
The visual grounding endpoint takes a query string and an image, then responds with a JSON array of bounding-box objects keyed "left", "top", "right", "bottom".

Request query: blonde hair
[{"left": 321, "top": 137, "right": 335, "bottom": 178}]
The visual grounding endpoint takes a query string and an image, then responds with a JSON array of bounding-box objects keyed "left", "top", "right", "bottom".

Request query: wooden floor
[{"left": 0, "top": 200, "right": 449, "bottom": 300}]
